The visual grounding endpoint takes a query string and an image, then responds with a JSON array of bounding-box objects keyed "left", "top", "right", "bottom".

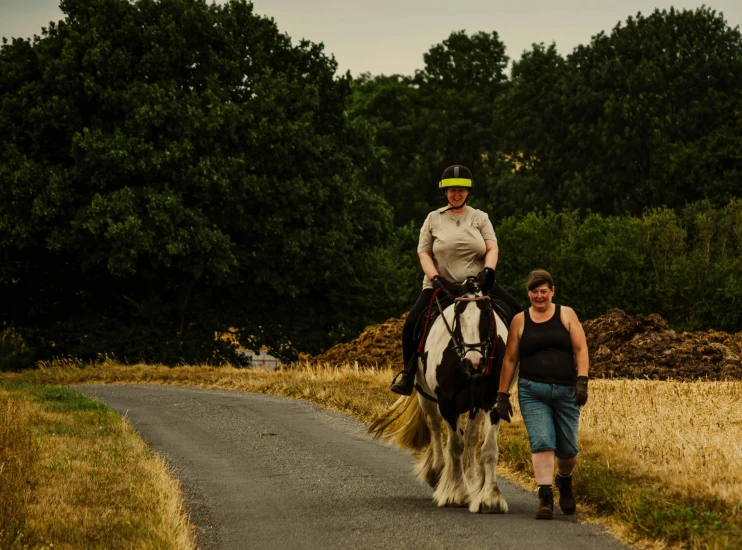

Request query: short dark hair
[{"left": 525, "top": 269, "right": 554, "bottom": 291}]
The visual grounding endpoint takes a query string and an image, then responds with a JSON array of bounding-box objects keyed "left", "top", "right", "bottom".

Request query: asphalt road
[{"left": 73, "top": 385, "right": 627, "bottom": 550}]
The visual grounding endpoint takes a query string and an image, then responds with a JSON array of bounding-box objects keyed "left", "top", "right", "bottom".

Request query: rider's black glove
[
  {"left": 431, "top": 275, "right": 442, "bottom": 290},
  {"left": 496, "top": 392, "right": 513, "bottom": 423},
  {"left": 574, "top": 376, "right": 588, "bottom": 406}
]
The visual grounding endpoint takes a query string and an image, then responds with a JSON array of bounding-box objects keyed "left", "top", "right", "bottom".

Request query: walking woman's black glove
[
  {"left": 574, "top": 376, "right": 588, "bottom": 406},
  {"left": 496, "top": 392, "right": 513, "bottom": 422}
]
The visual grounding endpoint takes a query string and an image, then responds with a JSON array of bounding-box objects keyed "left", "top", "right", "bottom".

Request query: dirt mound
[
  {"left": 585, "top": 309, "right": 742, "bottom": 380},
  {"left": 307, "top": 308, "right": 742, "bottom": 381},
  {"left": 305, "top": 314, "right": 407, "bottom": 369}
]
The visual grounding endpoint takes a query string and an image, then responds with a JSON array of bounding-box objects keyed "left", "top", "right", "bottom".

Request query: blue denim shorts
[{"left": 517, "top": 378, "right": 581, "bottom": 458}]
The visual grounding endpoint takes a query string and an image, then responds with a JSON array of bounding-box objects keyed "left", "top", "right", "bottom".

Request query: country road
[{"left": 73, "top": 385, "right": 627, "bottom": 550}]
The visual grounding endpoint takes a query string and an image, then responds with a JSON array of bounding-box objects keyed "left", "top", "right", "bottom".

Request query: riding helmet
[{"left": 439, "top": 165, "right": 473, "bottom": 189}]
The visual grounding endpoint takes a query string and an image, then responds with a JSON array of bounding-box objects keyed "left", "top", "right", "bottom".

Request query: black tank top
[{"left": 519, "top": 304, "right": 576, "bottom": 385}]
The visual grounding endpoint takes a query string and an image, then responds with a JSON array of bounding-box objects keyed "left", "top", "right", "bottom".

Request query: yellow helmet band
[{"left": 439, "top": 178, "right": 472, "bottom": 188}]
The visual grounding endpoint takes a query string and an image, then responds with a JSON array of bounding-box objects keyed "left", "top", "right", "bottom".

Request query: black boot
[
  {"left": 390, "top": 356, "right": 417, "bottom": 395},
  {"left": 536, "top": 485, "right": 554, "bottom": 520},
  {"left": 556, "top": 473, "right": 576, "bottom": 515}
]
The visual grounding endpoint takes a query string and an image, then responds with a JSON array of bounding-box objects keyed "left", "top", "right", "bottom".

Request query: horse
[{"left": 368, "top": 271, "right": 515, "bottom": 513}]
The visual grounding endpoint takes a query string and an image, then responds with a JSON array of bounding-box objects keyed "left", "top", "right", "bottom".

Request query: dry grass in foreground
[
  {"left": 0, "top": 383, "right": 195, "bottom": 550},
  {"left": 3, "top": 360, "right": 742, "bottom": 548}
]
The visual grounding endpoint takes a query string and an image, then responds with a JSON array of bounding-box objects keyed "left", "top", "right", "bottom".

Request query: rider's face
[{"left": 445, "top": 187, "right": 469, "bottom": 207}]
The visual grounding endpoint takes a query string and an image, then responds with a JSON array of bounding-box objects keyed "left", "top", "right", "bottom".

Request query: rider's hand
[
  {"left": 431, "top": 275, "right": 442, "bottom": 290},
  {"left": 574, "top": 376, "right": 588, "bottom": 406},
  {"left": 496, "top": 392, "right": 513, "bottom": 423}
]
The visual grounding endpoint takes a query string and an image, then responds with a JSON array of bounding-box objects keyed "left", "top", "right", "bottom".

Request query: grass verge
[
  {"left": 0, "top": 381, "right": 195, "bottom": 549},
  {"left": 2, "top": 360, "right": 741, "bottom": 549}
]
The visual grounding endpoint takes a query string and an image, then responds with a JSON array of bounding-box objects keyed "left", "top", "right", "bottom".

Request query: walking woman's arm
[
  {"left": 498, "top": 312, "right": 524, "bottom": 393},
  {"left": 563, "top": 307, "right": 589, "bottom": 377}
]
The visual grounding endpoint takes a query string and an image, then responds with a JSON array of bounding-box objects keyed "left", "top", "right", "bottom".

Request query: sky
[{"left": 2, "top": 0, "right": 741, "bottom": 76}]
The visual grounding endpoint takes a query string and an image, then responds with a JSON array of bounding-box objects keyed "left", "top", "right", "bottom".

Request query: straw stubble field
[{"left": 2, "top": 361, "right": 741, "bottom": 549}]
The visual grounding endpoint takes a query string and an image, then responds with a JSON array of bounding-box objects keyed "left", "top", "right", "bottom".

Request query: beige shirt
[{"left": 417, "top": 206, "right": 497, "bottom": 290}]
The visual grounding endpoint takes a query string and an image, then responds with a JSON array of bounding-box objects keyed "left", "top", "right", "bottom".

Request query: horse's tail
[{"left": 367, "top": 389, "right": 430, "bottom": 453}]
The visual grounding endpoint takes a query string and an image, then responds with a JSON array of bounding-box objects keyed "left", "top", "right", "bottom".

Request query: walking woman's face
[
  {"left": 528, "top": 284, "right": 554, "bottom": 311},
  {"left": 445, "top": 187, "right": 469, "bottom": 208}
]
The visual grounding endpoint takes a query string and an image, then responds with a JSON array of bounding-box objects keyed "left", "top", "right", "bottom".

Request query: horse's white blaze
[{"left": 460, "top": 302, "right": 486, "bottom": 367}]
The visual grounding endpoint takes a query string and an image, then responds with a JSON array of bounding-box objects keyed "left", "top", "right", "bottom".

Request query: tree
[
  {"left": 501, "top": 7, "right": 742, "bottom": 216},
  {"left": 0, "top": 0, "right": 401, "bottom": 365},
  {"left": 351, "top": 30, "right": 511, "bottom": 226}
]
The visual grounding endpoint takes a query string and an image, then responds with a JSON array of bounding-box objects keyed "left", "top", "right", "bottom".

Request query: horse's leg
[
  {"left": 432, "top": 403, "right": 469, "bottom": 507},
  {"left": 468, "top": 410, "right": 508, "bottom": 513},
  {"left": 416, "top": 394, "right": 444, "bottom": 488},
  {"left": 462, "top": 410, "right": 484, "bottom": 484}
]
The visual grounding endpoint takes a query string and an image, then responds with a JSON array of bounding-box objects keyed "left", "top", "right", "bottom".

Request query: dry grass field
[
  {"left": 2, "top": 360, "right": 741, "bottom": 549},
  {"left": 0, "top": 382, "right": 196, "bottom": 550}
]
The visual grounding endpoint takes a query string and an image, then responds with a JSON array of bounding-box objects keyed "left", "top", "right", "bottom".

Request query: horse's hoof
[
  {"left": 436, "top": 497, "right": 468, "bottom": 508},
  {"left": 474, "top": 497, "right": 508, "bottom": 514}
]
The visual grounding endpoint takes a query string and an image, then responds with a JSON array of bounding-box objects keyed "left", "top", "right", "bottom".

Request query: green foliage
[
  {"left": 0, "top": 0, "right": 408, "bottom": 364},
  {"left": 0, "top": 326, "right": 33, "bottom": 371},
  {"left": 500, "top": 7, "right": 742, "bottom": 215},
  {"left": 350, "top": 30, "right": 510, "bottom": 226},
  {"left": 494, "top": 200, "right": 742, "bottom": 331}
]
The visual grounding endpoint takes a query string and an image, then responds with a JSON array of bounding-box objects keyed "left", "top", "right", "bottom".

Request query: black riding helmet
[{"left": 439, "top": 164, "right": 472, "bottom": 211}]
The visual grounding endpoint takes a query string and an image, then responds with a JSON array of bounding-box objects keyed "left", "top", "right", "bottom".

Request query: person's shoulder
[
  {"left": 559, "top": 305, "right": 581, "bottom": 324},
  {"left": 468, "top": 207, "right": 490, "bottom": 219},
  {"left": 512, "top": 311, "right": 526, "bottom": 327}
]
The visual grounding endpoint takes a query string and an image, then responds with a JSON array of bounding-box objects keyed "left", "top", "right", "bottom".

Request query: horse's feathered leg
[
  {"left": 415, "top": 394, "right": 444, "bottom": 488},
  {"left": 432, "top": 403, "right": 469, "bottom": 507},
  {"left": 463, "top": 410, "right": 484, "bottom": 484},
  {"left": 468, "top": 410, "right": 508, "bottom": 513}
]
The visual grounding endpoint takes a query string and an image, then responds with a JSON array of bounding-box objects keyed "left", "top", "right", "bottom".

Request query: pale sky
[{"left": 2, "top": 0, "right": 741, "bottom": 76}]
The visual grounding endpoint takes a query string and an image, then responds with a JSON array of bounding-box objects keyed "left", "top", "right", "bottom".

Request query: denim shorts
[{"left": 517, "top": 378, "right": 580, "bottom": 458}]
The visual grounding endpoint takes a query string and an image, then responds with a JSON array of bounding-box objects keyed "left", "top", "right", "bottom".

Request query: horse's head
[{"left": 436, "top": 272, "right": 496, "bottom": 371}]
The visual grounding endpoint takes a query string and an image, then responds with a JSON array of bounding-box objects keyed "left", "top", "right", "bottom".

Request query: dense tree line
[
  {"left": 495, "top": 199, "right": 742, "bottom": 332},
  {"left": 1, "top": 1, "right": 741, "bottom": 368},
  {"left": 0, "top": 0, "right": 412, "bottom": 367},
  {"left": 355, "top": 7, "right": 742, "bottom": 224}
]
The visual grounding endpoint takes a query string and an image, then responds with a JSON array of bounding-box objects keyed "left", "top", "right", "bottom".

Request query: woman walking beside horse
[
  {"left": 391, "top": 164, "right": 522, "bottom": 396},
  {"left": 497, "top": 269, "right": 590, "bottom": 519}
]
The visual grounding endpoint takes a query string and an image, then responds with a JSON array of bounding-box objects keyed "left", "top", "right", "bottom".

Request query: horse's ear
[
  {"left": 477, "top": 268, "right": 496, "bottom": 294},
  {"left": 437, "top": 276, "right": 462, "bottom": 297}
]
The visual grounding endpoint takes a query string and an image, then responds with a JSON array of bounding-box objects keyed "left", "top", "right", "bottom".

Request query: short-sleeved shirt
[{"left": 417, "top": 206, "right": 497, "bottom": 290}]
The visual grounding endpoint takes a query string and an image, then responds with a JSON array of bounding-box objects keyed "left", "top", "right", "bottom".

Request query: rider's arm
[
  {"left": 418, "top": 251, "right": 439, "bottom": 281},
  {"left": 484, "top": 239, "right": 498, "bottom": 270},
  {"left": 499, "top": 312, "right": 524, "bottom": 392}
]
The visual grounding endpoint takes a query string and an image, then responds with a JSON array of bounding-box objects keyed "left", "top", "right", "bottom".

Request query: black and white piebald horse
[{"left": 369, "top": 270, "right": 515, "bottom": 512}]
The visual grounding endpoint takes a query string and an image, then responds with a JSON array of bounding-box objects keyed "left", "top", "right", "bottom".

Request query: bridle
[{"left": 435, "top": 293, "right": 497, "bottom": 374}]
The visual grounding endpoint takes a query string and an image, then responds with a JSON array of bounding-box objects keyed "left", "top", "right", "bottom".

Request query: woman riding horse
[{"left": 391, "top": 164, "right": 523, "bottom": 395}]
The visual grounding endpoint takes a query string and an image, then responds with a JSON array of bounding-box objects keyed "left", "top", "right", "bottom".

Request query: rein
[
  {"left": 438, "top": 295, "right": 497, "bottom": 374},
  {"left": 415, "top": 289, "right": 500, "bottom": 404}
]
